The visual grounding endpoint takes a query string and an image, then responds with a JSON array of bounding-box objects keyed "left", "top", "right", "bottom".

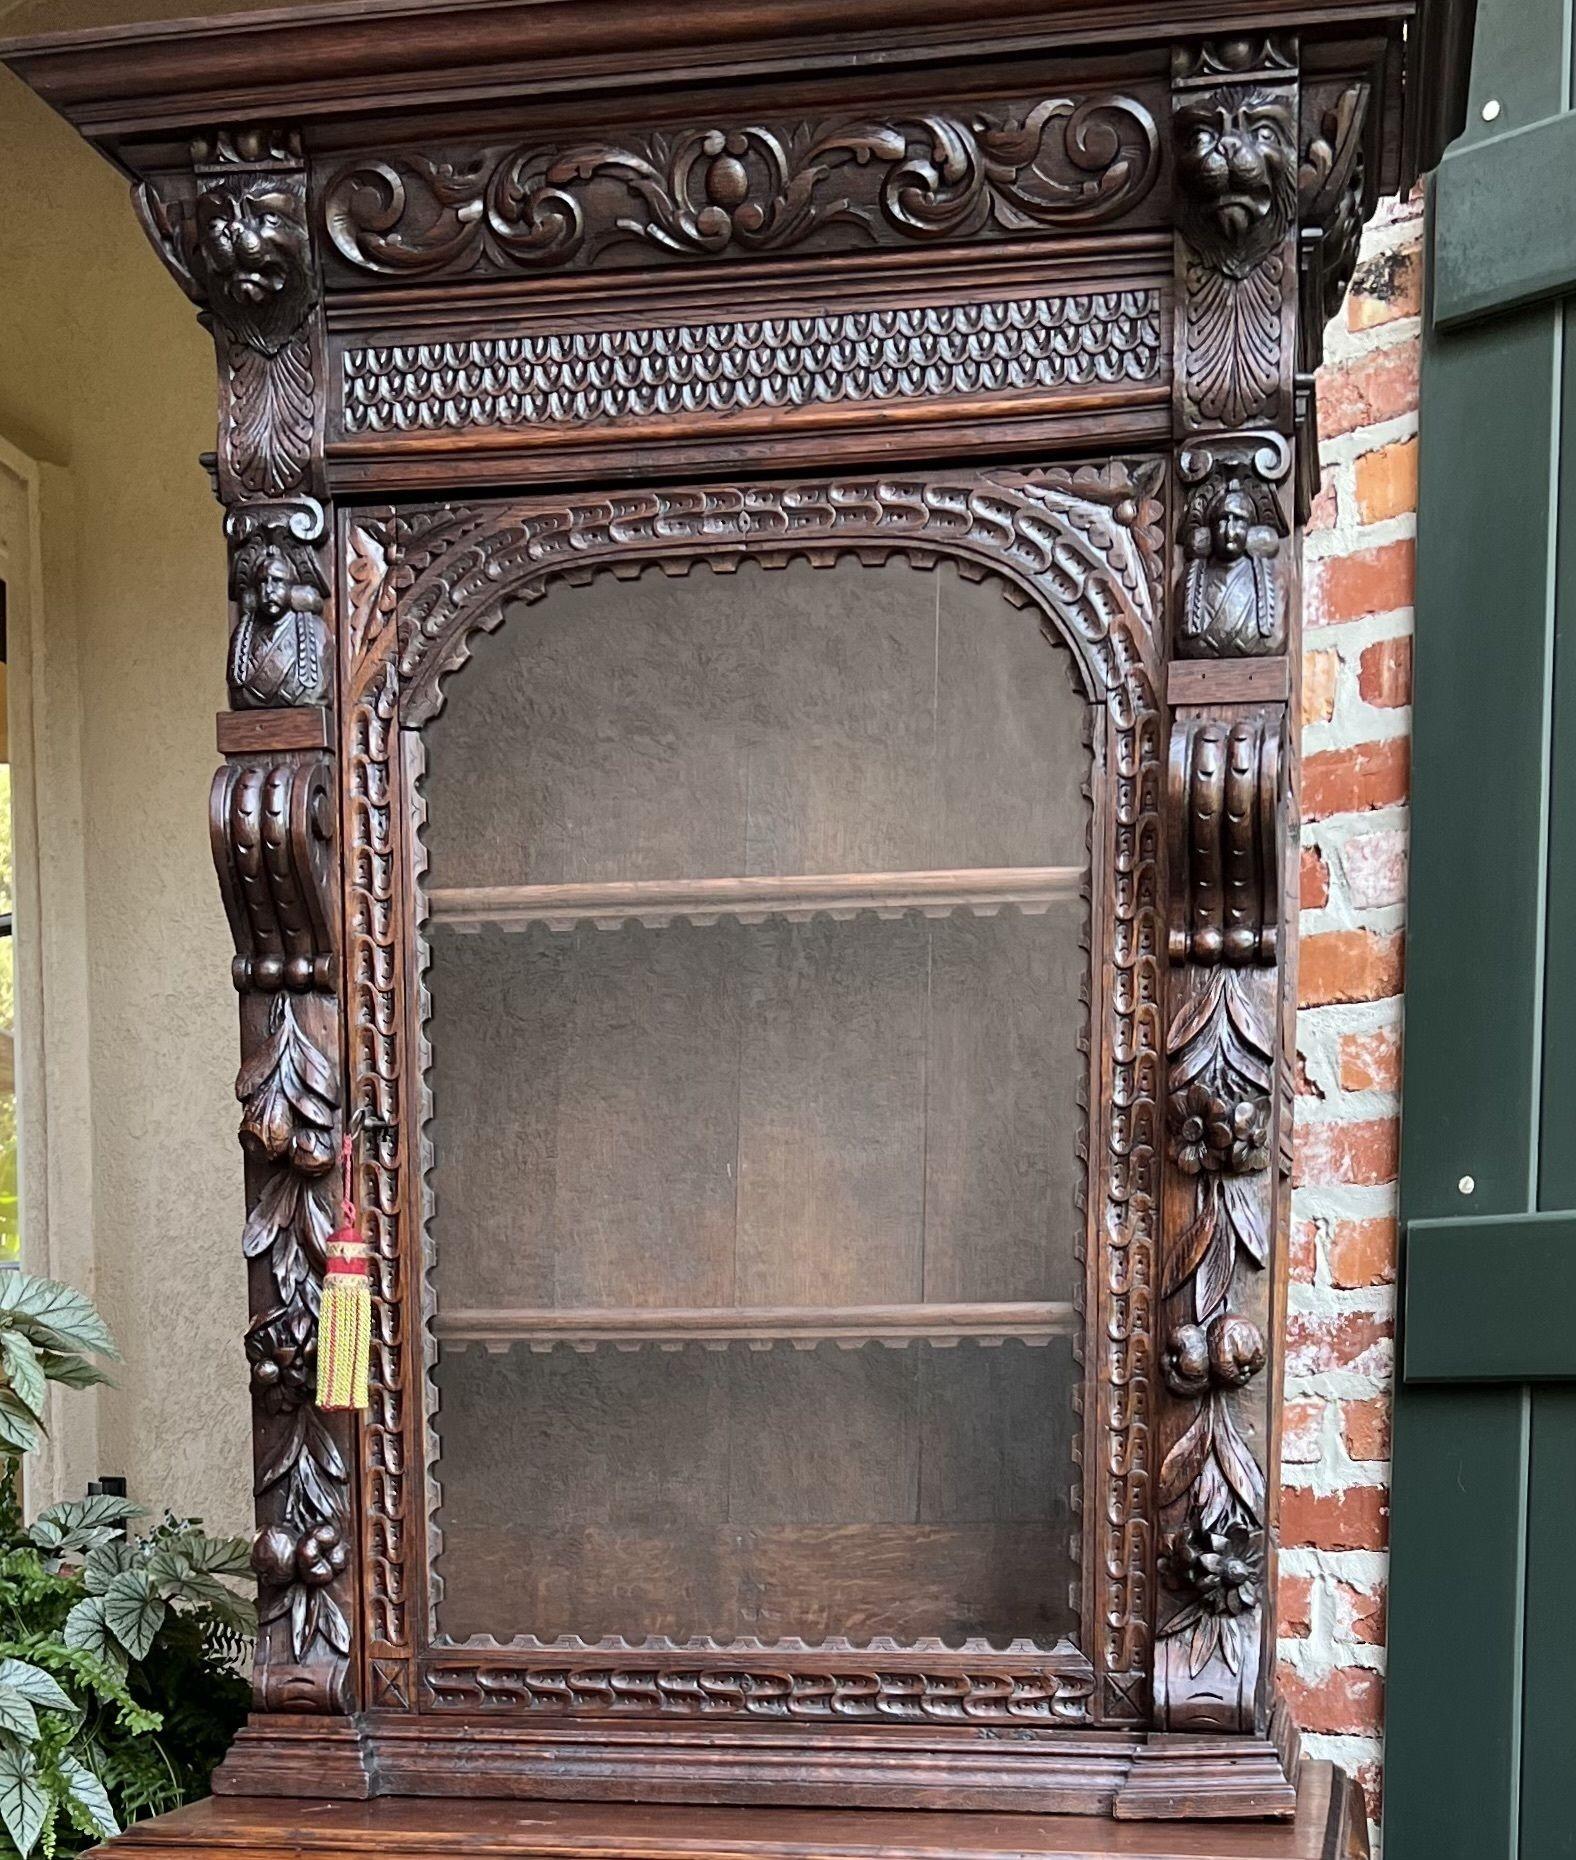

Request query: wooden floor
[{"left": 95, "top": 1763, "right": 1362, "bottom": 1860}]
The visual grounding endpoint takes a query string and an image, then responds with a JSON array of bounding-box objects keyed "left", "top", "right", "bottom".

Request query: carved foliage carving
[
  {"left": 211, "top": 753, "right": 352, "bottom": 1712},
  {"left": 322, "top": 95, "right": 1160, "bottom": 281},
  {"left": 1174, "top": 59, "right": 1298, "bottom": 431},
  {"left": 346, "top": 464, "right": 1164, "bottom": 1718},
  {"left": 1167, "top": 716, "right": 1283, "bottom": 966},
  {"left": 1158, "top": 970, "right": 1273, "bottom": 1692},
  {"left": 423, "top": 1660, "right": 1097, "bottom": 1722},
  {"left": 1177, "top": 431, "right": 1291, "bottom": 657}
]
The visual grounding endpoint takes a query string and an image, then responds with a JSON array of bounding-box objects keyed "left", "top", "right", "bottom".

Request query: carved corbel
[
  {"left": 1295, "top": 80, "right": 1374, "bottom": 519},
  {"left": 1172, "top": 40, "right": 1299, "bottom": 434},
  {"left": 1167, "top": 713, "right": 1284, "bottom": 964}
]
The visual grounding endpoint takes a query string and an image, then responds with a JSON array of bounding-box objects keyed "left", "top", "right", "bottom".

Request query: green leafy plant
[{"left": 0, "top": 1273, "right": 253, "bottom": 1858}]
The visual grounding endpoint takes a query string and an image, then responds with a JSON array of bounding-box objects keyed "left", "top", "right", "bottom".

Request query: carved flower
[
  {"left": 1161, "top": 1323, "right": 1212, "bottom": 1398},
  {"left": 294, "top": 1522, "right": 349, "bottom": 1588},
  {"left": 1207, "top": 1314, "right": 1266, "bottom": 1388},
  {"left": 1169, "top": 1083, "right": 1270, "bottom": 1175},
  {"left": 1159, "top": 1515, "right": 1263, "bottom": 1618},
  {"left": 245, "top": 1308, "right": 316, "bottom": 1415}
]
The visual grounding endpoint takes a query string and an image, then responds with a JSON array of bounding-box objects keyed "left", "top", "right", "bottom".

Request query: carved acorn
[
  {"left": 251, "top": 1524, "right": 299, "bottom": 1588},
  {"left": 1207, "top": 1314, "right": 1266, "bottom": 1387},
  {"left": 295, "top": 1522, "right": 349, "bottom": 1588},
  {"left": 1161, "top": 1323, "right": 1212, "bottom": 1397}
]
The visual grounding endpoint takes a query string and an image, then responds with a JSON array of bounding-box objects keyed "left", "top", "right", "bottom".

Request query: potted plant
[{"left": 0, "top": 1272, "right": 251, "bottom": 1857}]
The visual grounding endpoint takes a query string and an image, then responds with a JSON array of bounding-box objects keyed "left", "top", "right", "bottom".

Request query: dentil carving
[
  {"left": 323, "top": 95, "right": 1160, "bottom": 280},
  {"left": 1175, "top": 83, "right": 1298, "bottom": 428}
]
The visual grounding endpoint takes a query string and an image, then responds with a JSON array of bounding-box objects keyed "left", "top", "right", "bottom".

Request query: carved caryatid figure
[
  {"left": 229, "top": 528, "right": 330, "bottom": 708},
  {"left": 1181, "top": 479, "right": 1282, "bottom": 653}
]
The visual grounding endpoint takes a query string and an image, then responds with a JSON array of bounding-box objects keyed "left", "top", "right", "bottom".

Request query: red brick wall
[{"left": 1281, "top": 191, "right": 1422, "bottom": 1841}]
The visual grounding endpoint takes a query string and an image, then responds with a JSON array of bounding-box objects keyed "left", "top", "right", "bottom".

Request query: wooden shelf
[
  {"left": 432, "top": 1300, "right": 1077, "bottom": 1354},
  {"left": 425, "top": 866, "right": 1084, "bottom": 933}
]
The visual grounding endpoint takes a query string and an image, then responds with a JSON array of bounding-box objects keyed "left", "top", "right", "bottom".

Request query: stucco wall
[{"left": 0, "top": 39, "right": 249, "bottom": 1531}]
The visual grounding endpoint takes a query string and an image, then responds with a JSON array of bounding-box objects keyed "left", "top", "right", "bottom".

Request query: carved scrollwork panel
[{"left": 320, "top": 93, "right": 1161, "bottom": 283}]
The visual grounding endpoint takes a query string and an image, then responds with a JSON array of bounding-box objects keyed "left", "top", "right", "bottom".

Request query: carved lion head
[
  {"left": 1175, "top": 86, "right": 1297, "bottom": 277},
  {"left": 196, "top": 178, "right": 314, "bottom": 354}
]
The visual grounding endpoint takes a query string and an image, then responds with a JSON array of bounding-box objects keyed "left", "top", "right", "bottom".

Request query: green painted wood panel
[
  {"left": 1404, "top": 1213, "right": 1576, "bottom": 1380},
  {"left": 1539, "top": 296, "right": 1576, "bottom": 1211},
  {"left": 1434, "top": 113, "right": 1576, "bottom": 329},
  {"left": 1385, "top": 0, "right": 1575, "bottom": 1854}
]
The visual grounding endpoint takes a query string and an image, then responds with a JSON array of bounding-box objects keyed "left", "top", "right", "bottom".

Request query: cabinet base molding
[
  {"left": 206, "top": 1714, "right": 1297, "bottom": 1821},
  {"left": 98, "top": 1760, "right": 1358, "bottom": 1860},
  {"left": 212, "top": 1716, "right": 379, "bottom": 1801}
]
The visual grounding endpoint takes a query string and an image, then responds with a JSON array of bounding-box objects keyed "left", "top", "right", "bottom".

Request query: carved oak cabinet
[{"left": 2, "top": 1, "right": 1468, "bottom": 1853}]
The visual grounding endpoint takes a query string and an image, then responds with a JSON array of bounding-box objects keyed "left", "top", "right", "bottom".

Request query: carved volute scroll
[{"left": 137, "top": 122, "right": 357, "bottom": 1743}]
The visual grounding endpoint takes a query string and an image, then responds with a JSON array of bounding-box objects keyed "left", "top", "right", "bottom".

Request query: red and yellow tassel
[{"left": 316, "top": 1132, "right": 371, "bottom": 1412}]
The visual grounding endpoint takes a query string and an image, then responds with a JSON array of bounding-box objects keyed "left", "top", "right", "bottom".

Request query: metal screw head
[
  {"left": 1481, "top": 99, "right": 1502, "bottom": 122},
  {"left": 1458, "top": 1174, "right": 1476, "bottom": 1195}
]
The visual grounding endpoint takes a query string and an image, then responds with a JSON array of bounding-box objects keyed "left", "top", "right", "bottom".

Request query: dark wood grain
[{"left": 0, "top": 0, "right": 1435, "bottom": 1827}]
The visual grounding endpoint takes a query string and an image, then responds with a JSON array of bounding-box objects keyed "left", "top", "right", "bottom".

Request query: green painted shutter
[{"left": 1385, "top": 0, "right": 1576, "bottom": 1854}]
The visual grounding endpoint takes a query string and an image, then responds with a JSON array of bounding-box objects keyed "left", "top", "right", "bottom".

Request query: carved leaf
[
  {"left": 255, "top": 1409, "right": 308, "bottom": 1499},
  {"left": 1159, "top": 1401, "right": 1213, "bottom": 1508},
  {"left": 1212, "top": 1403, "right": 1267, "bottom": 1523},
  {"left": 237, "top": 997, "right": 339, "bottom": 1174},
  {"left": 1188, "top": 1612, "right": 1222, "bottom": 1678},
  {"left": 1221, "top": 1174, "right": 1268, "bottom": 1267},
  {"left": 1163, "top": 1188, "right": 1220, "bottom": 1299},
  {"left": 1194, "top": 1199, "right": 1237, "bottom": 1319},
  {"left": 1166, "top": 970, "right": 1227, "bottom": 1060}
]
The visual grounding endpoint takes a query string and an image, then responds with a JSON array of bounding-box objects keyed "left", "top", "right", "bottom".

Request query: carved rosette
[{"left": 343, "top": 465, "right": 1164, "bottom": 1724}]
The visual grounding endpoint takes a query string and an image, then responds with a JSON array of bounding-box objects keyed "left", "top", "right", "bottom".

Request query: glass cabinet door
[{"left": 420, "top": 552, "right": 1091, "bottom": 1651}]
